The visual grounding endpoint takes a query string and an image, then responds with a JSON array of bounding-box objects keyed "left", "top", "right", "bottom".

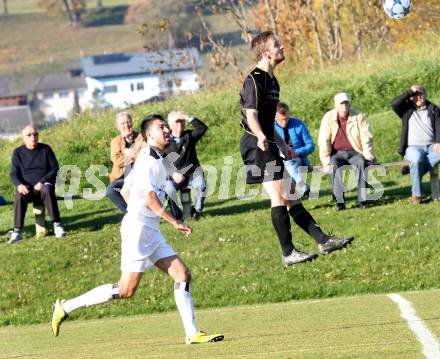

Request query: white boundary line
[{"left": 388, "top": 293, "right": 440, "bottom": 359}]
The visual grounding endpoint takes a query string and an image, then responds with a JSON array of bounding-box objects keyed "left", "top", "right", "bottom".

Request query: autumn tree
[{"left": 126, "top": 0, "right": 204, "bottom": 49}]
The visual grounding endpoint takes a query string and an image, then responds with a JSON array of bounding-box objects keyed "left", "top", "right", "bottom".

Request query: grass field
[
  {"left": 1, "top": 25, "right": 440, "bottom": 358},
  {"left": 1, "top": 289, "right": 439, "bottom": 358}
]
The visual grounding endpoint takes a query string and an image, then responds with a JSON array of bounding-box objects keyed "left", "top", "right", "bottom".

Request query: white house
[
  {"left": 33, "top": 72, "right": 88, "bottom": 122},
  {"left": 80, "top": 48, "right": 203, "bottom": 109}
]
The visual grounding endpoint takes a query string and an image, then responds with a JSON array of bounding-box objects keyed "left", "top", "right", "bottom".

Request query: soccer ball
[{"left": 383, "top": 0, "right": 412, "bottom": 20}]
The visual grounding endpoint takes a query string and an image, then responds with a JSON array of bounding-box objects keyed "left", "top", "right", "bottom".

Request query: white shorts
[{"left": 120, "top": 217, "right": 176, "bottom": 273}]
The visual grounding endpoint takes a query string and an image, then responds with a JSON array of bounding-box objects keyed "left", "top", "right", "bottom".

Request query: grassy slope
[
  {"left": 2, "top": 289, "right": 439, "bottom": 358},
  {"left": 1, "top": 47, "right": 440, "bottom": 326},
  {"left": 0, "top": 1, "right": 145, "bottom": 92}
]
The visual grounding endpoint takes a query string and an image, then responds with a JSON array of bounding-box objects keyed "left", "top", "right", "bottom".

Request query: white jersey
[{"left": 125, "top": 146, "right": 170, "bottom": 228}]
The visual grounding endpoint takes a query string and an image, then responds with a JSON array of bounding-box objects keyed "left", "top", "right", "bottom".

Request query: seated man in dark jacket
[
  {"left": 9, "top": 125, "right": 66, "bottom": 243},
  {"left": 391, "top": 85, "right": 440, "bottom": 204},
  {"left": 165, "top": 111, "right": 207, "bottom": 221}
]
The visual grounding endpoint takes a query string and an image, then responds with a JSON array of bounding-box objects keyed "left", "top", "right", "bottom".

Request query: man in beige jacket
[
  {"left": 106, "top": 112, "right": 144, "bottom": 214},
  {"left": 318, "top": 92, "right": 375, "bottom": 210}
]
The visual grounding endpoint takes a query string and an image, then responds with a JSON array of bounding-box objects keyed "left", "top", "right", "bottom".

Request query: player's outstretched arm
[{"left": 145, "top": 191, "right": 192, "bottom": 237}]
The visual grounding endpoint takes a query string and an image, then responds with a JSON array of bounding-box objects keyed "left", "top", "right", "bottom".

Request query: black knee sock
[
  {"left": 271, "top": 206, "right": 295, "bottom": 256},
  {"left": 288, "top": 203, "right": 329, "bottom": 245}
]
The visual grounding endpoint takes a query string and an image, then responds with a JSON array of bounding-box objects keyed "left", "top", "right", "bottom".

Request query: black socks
[
  {"left": 271, "top": 206, "right": 294, "bottom": 256},
  {"left": 288, "top": 203, "right": 329, "bottom": 245}
]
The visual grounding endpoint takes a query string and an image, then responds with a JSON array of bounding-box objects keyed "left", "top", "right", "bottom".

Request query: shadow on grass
[
  {"left": 64, "top": 208, "right": 122, "bottom": 231},
  {"left": 84, "top": 5, "right": 128, "bottom": 27},
  {"left": 205, "top": 199, "right": 270, "bottom": 216}
]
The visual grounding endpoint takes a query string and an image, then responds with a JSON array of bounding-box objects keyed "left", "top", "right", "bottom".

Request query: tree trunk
[
  {"left": 264, "top": 0, "right": 277, "bottom": 33},
  {"left": 3, "top": 0, "right": 8, "bottom": 16},
  {"left": 62, "top": 0, "right": 74, "bottom": 24}
]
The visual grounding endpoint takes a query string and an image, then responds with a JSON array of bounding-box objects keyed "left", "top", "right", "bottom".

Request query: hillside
[{"left": 1, "top": 45, "right": 440, "bottom": 326}]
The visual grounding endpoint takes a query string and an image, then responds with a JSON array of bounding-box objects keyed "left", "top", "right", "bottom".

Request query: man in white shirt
[{"left": 51, "top": 115, "right": 224, "bottom": 345}]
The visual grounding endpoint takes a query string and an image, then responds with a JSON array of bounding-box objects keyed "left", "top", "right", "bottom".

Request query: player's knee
[{"left": 176, "top": 268, "right": 191, "bottom": 283}]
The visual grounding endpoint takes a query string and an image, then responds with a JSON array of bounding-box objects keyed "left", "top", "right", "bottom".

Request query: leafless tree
[{"left": 3, "top": 0, "right": 8, "bottom": 16}]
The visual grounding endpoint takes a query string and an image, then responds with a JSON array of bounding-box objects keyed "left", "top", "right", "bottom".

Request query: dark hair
[
  {"left": 251, "top": 31, "right": 275, "bottom": 62},
  {"left": 140, "top": 114, "right": 165, "bottom": 142},
  {"left": 276, "top": 102, "right": 289, "bottom": 114}
]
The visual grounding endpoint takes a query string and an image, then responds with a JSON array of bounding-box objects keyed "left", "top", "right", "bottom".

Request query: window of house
[
  {"left": 103, "top": 85, "right": 117, "bottom": 93},
  {"left": 45, "top": 92, "right": 54, "bottom": 99},
  {"left": 130, "top": 83, "right": 134, "bottom": 91},
  {"left": 59, "top": 91, "right": 69, "bottom": 98},
  {"left": 136, "top": 82, "right": 144, "bottom": 90}
]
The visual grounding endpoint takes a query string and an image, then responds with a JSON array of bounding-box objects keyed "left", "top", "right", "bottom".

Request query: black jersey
[{"left": 239, "top": 67, "right": 280, "bottom": 141}]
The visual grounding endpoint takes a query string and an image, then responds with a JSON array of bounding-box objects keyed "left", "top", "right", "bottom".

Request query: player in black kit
[{"left": 239, "top": 31, "right": 354, "bottom": 266}]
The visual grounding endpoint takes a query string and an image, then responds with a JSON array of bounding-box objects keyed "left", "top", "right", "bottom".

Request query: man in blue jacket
[{"left": 274, "top": 102, "right": 314, "bottom": 198}]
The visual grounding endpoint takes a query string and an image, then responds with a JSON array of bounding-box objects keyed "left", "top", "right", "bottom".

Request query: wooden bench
[{"left": 32, "top": 201, "right": 46, "bottom": 237}]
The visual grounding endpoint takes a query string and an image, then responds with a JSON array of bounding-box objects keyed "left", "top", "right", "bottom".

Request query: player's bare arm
[
  {"left": 145, "top": 190, "right": 192, "bottom": 237},
  {"left": 245, "top": 109, "right": 268, "bottom": 151}
]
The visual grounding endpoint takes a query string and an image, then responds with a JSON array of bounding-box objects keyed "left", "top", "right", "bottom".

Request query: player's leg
[
  {"left": 286, "top": 184, "right": 354, "bottom": 256},
  {"left": 263, "top": 179, "right": 317, "bottom": 266},
  {"left": 51, "top": 279, "right": 125, "bottom": 337},
  {"left": 155, "top": 255, "right": 197, "bottom": 336},
  {"left": 155, "top": 254, "right": 224, "bottom": 344}
]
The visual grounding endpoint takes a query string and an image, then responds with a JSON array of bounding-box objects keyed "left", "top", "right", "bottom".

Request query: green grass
[
  {"left": 1, "top": 170, "right": 440, "bottom": 326},
  {"left": 1, "top": 289, "right": 439, "bottom": 358},
  {"left": 0, "top": 12, "right": 142, "bottom": 92},
  {"left": 1, "top": 44, "right": 440, "bottom": 328}
]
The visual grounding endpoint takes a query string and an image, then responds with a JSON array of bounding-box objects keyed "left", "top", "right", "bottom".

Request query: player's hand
[
  {"left": 172, "top": 172, "right": 186, "bottom": 184},
  {"left": 434, "top": 143, "right": 440, "bottom": 153},
  {"left": 34, "top": 182, "right": 43, "bottom": 191},
  {"left": 174, "top": 221, "right": 192, "bottom": 237},
  {"left": 17, "top": 184, "right": 29, "bottom": 195},
  {"left": 257, "top": 134, "right": 268, "bottom": 151}
]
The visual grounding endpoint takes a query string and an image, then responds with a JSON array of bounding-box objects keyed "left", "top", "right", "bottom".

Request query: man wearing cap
[
  {"left": 318, "top": 92, "right": 375, "bottom": 210},
  {"left": 391, "top": 85, "right": 440, "bottom": 204},
  {"left": 165, "top": 111, "right": 207, "bottom": 221}
]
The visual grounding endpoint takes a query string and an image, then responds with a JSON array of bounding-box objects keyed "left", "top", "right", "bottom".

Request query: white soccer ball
[{"left": 383, "top": 0, "right": 412, "bottom": 20}]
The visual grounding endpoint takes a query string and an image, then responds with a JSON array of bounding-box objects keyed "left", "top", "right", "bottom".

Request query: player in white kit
[{"left": 51, "top": 115, "right": 224, "bottom": 345}]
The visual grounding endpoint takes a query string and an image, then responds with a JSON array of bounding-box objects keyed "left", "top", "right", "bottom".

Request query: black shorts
[{"left": 240, "top": 132, "right": 285, "bottom": 184}]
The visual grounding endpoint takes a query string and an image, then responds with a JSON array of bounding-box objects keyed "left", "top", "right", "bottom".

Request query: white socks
[
  {"left": 63, "top": 283, "right": 120, "bottom": 314},
  {"left": 174, "top": 282, "right": 198, "bottom": 337}
]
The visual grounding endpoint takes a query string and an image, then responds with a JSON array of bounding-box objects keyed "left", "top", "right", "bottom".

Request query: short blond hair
[{"left": 251, "top": 31, "right": 276, "bottom": 62}]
